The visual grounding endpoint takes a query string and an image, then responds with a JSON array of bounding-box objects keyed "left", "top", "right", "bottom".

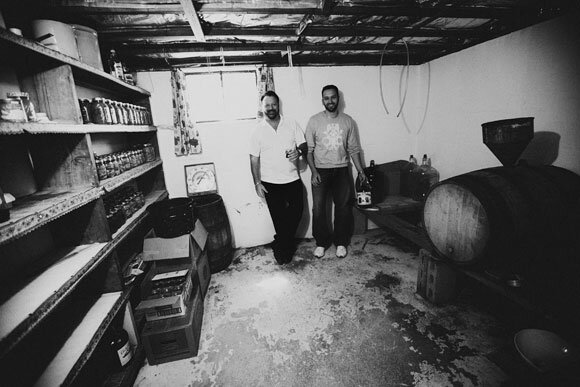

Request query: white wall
[
  {"left": 415, "top": 13, "right": 580, "bottom": 179},
  {"left": 135, "top": 66, "right": 417, "bottom": 248},
  {"left": 136, "top": 12, "right": 580, "bottom": 248}
]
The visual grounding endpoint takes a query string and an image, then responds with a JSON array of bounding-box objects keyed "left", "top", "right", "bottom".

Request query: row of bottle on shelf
[
  {"left": 79, "top": 98, "right": 152, "bottom": 126},
  {"left": 104, "top": 186, "right": 146, "bottom": 234},
  {"left": 95, "top": 144, "right": 156, "bottom": 181}
]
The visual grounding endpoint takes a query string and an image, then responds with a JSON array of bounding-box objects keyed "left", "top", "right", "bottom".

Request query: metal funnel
[{"left": 482, "top": 117, "right": 534, "bottom": 166}]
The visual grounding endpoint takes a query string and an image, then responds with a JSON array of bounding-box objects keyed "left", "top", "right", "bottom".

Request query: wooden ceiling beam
[
  {"left": 179, "top": 0, "right": 206, "bottom": 42},
  {"left": 99, "top": 25, "right": 483, "bottom": 40},
  {"left": 37, "top": 3, "right": 531, "bottom": 19},
  {"left": 126, "top": 52, "right": 429, "bottom": 70},
  {"left": 116, "top": 42, "right": 459, "bottom": 55}
]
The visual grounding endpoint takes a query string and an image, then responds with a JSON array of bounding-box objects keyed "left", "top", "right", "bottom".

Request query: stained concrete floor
[{"left": 133, "top": 230, "right": 536, "bottom": 387}]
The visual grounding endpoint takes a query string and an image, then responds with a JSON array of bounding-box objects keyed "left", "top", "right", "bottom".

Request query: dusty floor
[{"left": 133, "top": 230, "right": 531, "bottom": 387}]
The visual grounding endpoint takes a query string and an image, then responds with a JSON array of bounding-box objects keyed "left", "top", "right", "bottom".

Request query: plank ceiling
[{"left": 1, "top": 0, "right": 577, "bottom": 70}]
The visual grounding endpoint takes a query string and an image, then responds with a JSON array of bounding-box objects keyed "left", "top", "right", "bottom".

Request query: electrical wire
[
  {"left": 378, "top": 42, "right": 390, "bottom": 115},
  {"left": 396, "top": 39, "right": 410, "bottom": 118}
]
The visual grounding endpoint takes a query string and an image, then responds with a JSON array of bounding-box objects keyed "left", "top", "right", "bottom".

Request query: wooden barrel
[
  {"left": 191, "top": 194, "right": 233, "bottom": 273},
  {"left": 423, "top": 165, "right": 580, "bottom": 267}
]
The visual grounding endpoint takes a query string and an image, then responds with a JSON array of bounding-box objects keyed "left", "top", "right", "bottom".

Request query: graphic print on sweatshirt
[{"left": 322, "top": 123, "right": 343, "bottom": 151}]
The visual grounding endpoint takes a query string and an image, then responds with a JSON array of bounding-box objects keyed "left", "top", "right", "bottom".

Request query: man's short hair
[
  {"left": 261, "top": 90, "right": 279, "bottom": 103},
  {"left": 321, "top": 84, "right": 339, "bottom": 96}
]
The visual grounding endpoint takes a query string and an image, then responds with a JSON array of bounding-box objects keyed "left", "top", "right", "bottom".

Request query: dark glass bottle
[
  {"left": 108, "top": 49, "right": 124, "bottom": 79},
  {"left": 107, "top": 326, "right": 133, "bottom": 371},
  {"left": 413, "top": 154, "right": 440, "bottom": 202},
  {"left": 355, "top": 177, "right": 372, "bottom": 208},
  {"left": 79, "top": 99, "right": 91, "bottom": 124},
  {"left": 402, "top": 154, "right": 419, "bottom": 198}
]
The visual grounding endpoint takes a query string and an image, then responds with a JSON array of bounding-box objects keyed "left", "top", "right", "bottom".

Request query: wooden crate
[
  {"left": 417, "top": 249, "right": 457, "bottom": 304},
  {"left": 141, "top": 279, "right": 204, "bottom": 365}
]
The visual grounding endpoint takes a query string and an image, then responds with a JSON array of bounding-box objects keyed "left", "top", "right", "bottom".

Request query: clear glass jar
[
  {"left": 105, "top": 99, "right": 119, "bottom": 125},
  {"left": 7, "top": 92, "right": 36, "bottom": 122},
  {"left": 79, "top": 99, "right": 91, "bottom": 124},
  {"left": 0, "top": 98, "right": 27, "bottom": 122},
  {"left": 114, "top": 102, "right": 125, "bottom": 125},
  {"left": 143, "top": 143, "right": 155, "bottom": 162},
  {"left": 90, "top": 98, "right": 107, "bottom": 124}
]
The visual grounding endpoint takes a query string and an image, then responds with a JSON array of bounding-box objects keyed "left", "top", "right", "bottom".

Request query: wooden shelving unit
[
  {"left": 0, "top": 121, "right": 157, "bottom": 135},
  {"left": 0, "top": 29, "right": 166, "bottom": 386}
]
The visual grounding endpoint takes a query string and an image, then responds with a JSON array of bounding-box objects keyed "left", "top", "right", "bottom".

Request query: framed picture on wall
[{"left": 185, "top": 162, "right": 218, "bottom": 196}]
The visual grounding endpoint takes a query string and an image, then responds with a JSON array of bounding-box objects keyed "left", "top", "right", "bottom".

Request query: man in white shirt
[{"left": 250, "top": 91, "right": 307, "bottom": 264}]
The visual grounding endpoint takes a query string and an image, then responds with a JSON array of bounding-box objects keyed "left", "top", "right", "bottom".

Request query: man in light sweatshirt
[{"left": 305, "top": 85, "right": 367, "bottom": 258}]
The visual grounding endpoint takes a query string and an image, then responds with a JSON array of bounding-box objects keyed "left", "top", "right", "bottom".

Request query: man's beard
[{"left": 324, "top": 103, "right": 337, "bottom": 112}]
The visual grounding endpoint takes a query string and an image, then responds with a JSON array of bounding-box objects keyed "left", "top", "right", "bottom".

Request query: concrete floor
[{"left": 133, "top": 230, "right": 533, "bottom": 387}]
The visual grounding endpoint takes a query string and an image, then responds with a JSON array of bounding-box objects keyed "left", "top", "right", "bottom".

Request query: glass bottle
[
  {"left": 95, "top": 154, "right": 107, "bottom": 180},
  {"left": 414, "top": 154, "right": 440, "bottom": 202},
  {"left": 90, "top": 98, "right": 106, "bottom": 124},
  {"left": 107, "top": 326, "right": 133, "bottom": 371},
  {"left": 108, "top": 49, "right": 124, "bottom": 79},
  {"left": 367, "top": 160, "right": 378, "bottom": 204},
  {"left": 105, "top": 99, "right": 117, "bottom": 125},
  {"left": 355, "top": 174, "right": 372, "bottom": 208},
  {"left": 79, "top": 99, "right": 91, "bottom": 124},
  {"left": 114, "top": 102, "right": 125, "bottom": 125},
  {"left": 104, "top": 155, "right": 115, "bottom": 178},
  {"left": 401, "top": 154, "right": 419, "bottom": 198}
]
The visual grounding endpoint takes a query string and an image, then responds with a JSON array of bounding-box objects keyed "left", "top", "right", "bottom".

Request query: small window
[{"left": 185, "top": 70, "right": 257, "bottom": 123}]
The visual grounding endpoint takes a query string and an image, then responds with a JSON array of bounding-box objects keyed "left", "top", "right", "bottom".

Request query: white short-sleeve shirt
[{"left": 249, "top": 115, "right": 305, "bottom": 184}]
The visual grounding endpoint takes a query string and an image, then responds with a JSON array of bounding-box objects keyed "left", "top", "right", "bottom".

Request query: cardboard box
[
  {"left": 142, "top": 276, "right": 204, "bottom": 365},
  {"left": 136, "top": 268, "right": 193, "bottom": 322},
  {"left": 142, "top": 219, "right": 211, "bottom": 298}
]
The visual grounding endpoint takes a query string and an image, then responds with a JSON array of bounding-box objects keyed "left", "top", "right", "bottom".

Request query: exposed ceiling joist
[
  {"left": 127, "top": 52, "right": 427, "bottom": 70},
  {"left": 179, "top": 0, "right": 206, "bottom": 42},
  {"left": 117, "top": 42, "right": 461, "bottom": 55},
  {"left": 99, "top": 25, "right": 484, "bottom": 40},
  {"left": 38, "top": 2, "right": 530, "bottom": 19},
  {"left": 1, "top": 0, "right": 572, "bottom": 69}
]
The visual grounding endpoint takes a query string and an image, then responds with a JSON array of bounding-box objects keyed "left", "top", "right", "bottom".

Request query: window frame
[{"left": 184, "top": 67, "right": 259, "bottom": 123}]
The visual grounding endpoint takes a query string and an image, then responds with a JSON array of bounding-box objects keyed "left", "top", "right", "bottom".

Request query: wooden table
[{"left": 356, "top": 195, "right": 431, "bottom": 250}]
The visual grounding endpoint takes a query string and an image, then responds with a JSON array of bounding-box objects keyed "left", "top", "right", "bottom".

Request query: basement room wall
[
  {"left": 136, "top": 65, "right": 417, "bottom": 248},
  {"left": 415, "top": 12, "right": 580, "bottom": 180}
]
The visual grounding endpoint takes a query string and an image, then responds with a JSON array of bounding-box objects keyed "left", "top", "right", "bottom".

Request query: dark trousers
[
  {"left": 312, "top": 167, "right": 352, "bottom": 248},
  {"left": 262, "top": 179, "right": 304, "bottom": 262}
]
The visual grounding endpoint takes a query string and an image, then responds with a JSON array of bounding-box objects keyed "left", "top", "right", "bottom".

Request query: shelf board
[
  {"left": 0, "top": 188, "right": 102, "bottom": 246},
  {"left": 0, "top": 121, "right": 157, "bottom": 135},
  {"left": 0, "top": 243, "right": 108, "bottom": 357},
  {"left": 0, "top": 29, "right": 150, "bottom": 97},
  {"left": 110, "top": 190, "right": 168, "bottom": 249},
  {"left": 99, "top": 160, "right": 163, "bottom": 193},
  {"left": 34, "top": 292, "right": 124, "bottom": 387}
]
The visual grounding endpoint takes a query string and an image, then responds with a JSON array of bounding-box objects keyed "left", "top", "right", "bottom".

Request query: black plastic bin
[{"left": 148, "top": 198, "right": 195, "bottom": 238}]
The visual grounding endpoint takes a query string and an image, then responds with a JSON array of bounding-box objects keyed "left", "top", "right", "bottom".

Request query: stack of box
[{"left": 137, "top": 219, "right": 211, "bottom": 365}]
